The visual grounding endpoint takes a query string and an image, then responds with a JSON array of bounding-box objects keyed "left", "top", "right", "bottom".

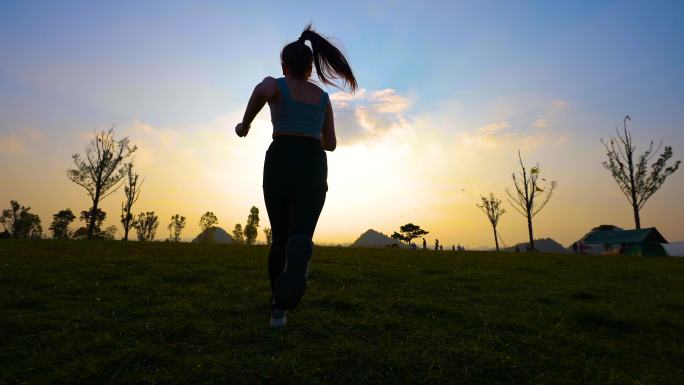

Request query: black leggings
[{"left": 263, "top": 135, "right": 327, "bottom": 310}]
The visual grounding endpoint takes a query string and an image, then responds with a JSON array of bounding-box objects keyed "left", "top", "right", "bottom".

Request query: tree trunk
[
  {"left": 123, "top": 214, "right": 130, "bottom": 241},
  {"left": 87, "top": 198, "right": 99, "bottom": 240},
  {"left": 632, "top": 202, "right": 641, "bottom": 230},
  {"left": 493, "top": 226, "right": 500, "bottom": 252},
  {"left": 527, "top": 213, "right": 534, "bottom": 252},
  {"left": 626, "top": 131, "right": 639, "bottom": 230}
]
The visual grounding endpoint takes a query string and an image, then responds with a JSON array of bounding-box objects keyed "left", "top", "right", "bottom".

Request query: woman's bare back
[{"left": 276, "top": 77, "right": 324, "bottom": 105}]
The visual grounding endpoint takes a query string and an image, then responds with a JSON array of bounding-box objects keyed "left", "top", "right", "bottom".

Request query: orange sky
[
  {"left": 1, "top": 2, "right": 683, "bottom": 247},
  {"left": 2, "top": 95, "right": 682, "bottom": 247}
]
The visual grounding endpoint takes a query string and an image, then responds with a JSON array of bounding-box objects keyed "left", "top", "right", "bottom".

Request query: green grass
[{"left": 1, "top": 240, "right": 683, "bottom": 384}]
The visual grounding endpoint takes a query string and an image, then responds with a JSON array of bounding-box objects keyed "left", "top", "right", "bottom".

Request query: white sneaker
[{"left": 270, "top": 309, "right": 287, "bottom": 328}]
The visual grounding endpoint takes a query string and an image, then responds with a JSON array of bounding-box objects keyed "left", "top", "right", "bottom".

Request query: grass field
[{"left": 1, "top": 240, "right": 683, "bottom": 384}]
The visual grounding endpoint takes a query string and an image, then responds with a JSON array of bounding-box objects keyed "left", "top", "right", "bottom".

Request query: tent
[{"left": 583, "top": 227, "right": 668, "bottom": 256}]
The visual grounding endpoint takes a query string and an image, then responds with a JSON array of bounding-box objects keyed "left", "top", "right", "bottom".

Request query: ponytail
[{"left": 281, "top": 24, "right": 357, "bottom": 93}]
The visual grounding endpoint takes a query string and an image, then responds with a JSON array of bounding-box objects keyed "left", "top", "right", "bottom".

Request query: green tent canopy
[{"left": 584, "top": 227, "right": 668, "bottom": 256}]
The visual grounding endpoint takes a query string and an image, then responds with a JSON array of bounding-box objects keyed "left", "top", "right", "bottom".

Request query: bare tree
[
  {"left": 120, "top": 163, "right": 143, "bottom": 241},
  {"left": 133, "top": 212, "right": 158, "bottom": 242},
  {"left": 67, "top": 127, "right": 136, "bottom": 239},
  {"left": 167, "top": 214, "right": 186, "bottom": 243},
  {"left": 601, "top": 116, "right": 680, "bottom": 229},
  {"left": 477, "top": 193, "right": 506, "bottom": 252},
  {"left": 505, "top": 151, "right": 558, "bottom": 251},
  {"left": 263, "top": 227, "right": 272, "bottom": 246}
]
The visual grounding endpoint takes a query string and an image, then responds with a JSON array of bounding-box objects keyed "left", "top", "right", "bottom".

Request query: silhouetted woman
[{"left": 235, "top": 25, "right": 357, "bottom": 327}]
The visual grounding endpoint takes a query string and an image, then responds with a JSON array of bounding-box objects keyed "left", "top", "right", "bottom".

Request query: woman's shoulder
[
  {"left": 262, "top": 76, "right": 281, "bottom": 85},
  {"left": 304, "top": 81, "right": 328, "bottom": 106},
  {"left": 305, "top": 80, "right": 326, "bottom": 94},
  {"left": 257, "top": 77, "right": 281, "bottom": 100}
]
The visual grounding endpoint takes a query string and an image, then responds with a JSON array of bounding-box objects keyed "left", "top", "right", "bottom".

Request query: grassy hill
[{"left": 1, "top": 240, "right": 683, "bottom": 384}]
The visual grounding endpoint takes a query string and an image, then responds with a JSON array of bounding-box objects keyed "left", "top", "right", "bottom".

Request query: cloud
[
  {"left": 330, "top": 88, "right": 411, "bottom": 144},
  {"left": 530, "top": 99, "right": 569, "bottom": 129},
  {"left": 477, "top": 122, "right": 509, "bottom": 134},
  {"left": 457, "top": 122, "right": 511, "bottom": 149},
  {"left": 129, "top": 120, "right": 179, "bottom": 146},
  {"left": 532, "top": 118, "right": 548, "bottom": 129},
  {"left": 0, "top": 128, "right": 46, "bottom": 153},
  {"left": 329, "top": 89, "right": 367, "bottom": 107},
  {"left": 0, "top": 134, "right": 23, "bottom": 153},
  {"left": 551, "top": 100, "right": 568, "bottom": 110},
  {"left": 455, "top": 120, "right": 560, "bottom": 151}
]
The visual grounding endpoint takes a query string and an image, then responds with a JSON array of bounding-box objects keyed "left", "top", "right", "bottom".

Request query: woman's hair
[{"left": 281, "top": 24, "right": 357, "bottom": 92}]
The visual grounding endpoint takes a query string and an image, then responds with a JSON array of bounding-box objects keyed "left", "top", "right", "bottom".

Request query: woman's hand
[{"left": 235, "top": 122, "right": 249, "bottom": 137}]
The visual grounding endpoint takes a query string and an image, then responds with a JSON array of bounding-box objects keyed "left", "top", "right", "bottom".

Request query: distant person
[
  {"left": 452, "top": 245, "right": 455, "bottom": 251},
  {"left": 440, "top": 244, "right": 443, "bottom": 251},
  {"left": 422, "top": 238, "right": 427, "bottom": 250},
  {"left": 434, "top": 239, "right": 440, "bottom": 250},
  {"left": 235, "top": 25, "right": 357, "bottom": 328}
]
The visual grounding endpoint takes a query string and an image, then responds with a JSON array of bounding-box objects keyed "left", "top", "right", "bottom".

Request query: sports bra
[{"left": 270, "top": 77, "right": 328, "bottom": 140}]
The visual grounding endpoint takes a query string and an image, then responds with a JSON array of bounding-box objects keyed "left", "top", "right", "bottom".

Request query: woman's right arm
[
  {"left": 236, "top": 77, "right": 279, "bottom": 137},
  {"left": 321, "top": 99, "right": 336, "bottom": 151}
]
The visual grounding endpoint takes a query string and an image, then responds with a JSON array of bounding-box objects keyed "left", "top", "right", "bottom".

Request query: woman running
[{"left": 235, "top": 25, "right": 357, "bottom": 327}]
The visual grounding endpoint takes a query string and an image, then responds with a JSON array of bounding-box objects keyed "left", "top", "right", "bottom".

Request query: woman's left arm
[
  {"left": 236, "top": 77, "right": 279, "bottom": 137},
  {"left": 321, "top": 99, "right": 336, "bottom": 151}
]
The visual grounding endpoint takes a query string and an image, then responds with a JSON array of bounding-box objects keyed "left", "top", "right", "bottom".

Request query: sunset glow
[{"left": 1, "top": 1, "right": 682, "bottom": 247}]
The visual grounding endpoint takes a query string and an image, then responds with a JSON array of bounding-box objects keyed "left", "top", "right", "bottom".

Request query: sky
[{"left": 1, "top": 0, "right": 683, "bottom": 247}]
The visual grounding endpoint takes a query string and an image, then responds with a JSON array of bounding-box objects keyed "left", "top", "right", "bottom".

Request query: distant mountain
[
  {"left": 192, "top": 227, "right": 234, "bottom": 244},
  {"left": 664, "top": 241, "right": 684, "bottom": 257},
  {"left": 504, "top": 238, "right": 567, "bottom": 253},
  {"left": 350, "top": 229, "right": 403, "bottom": 248}
]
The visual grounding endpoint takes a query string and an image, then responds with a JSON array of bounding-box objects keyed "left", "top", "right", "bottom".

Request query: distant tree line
[
  {"left": 471, "top": 115, "right": 678, "bottom": 252},
  {"left": 3, "top": 116, "right": 678, "bottom": 250},
  {"left": 231, "top": 206, "right": 261, "bottom": 245},
  {"left": 194, "top": 207, "right": 269, "bottom": 245},
  {"left": 390, "top": 115, "right": 678, "bottom": 253},
  {"left": 2, "top": 127, "right": 271, "bottom": 245},
  {"left": 0, "top": 201, "right": 42, "bottom": 239}
]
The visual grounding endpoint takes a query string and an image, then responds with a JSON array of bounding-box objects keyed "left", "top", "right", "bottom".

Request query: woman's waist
[
  {"left": 265, "top": 138, "right": 327, "bottom": 176},
  {"left": 272, "top": 124, "right": 322, "bottom": 139},
  {"left": 272, "top": 131, "right": 321, "bottom": 143},
  {"left": 268, "top": 135, "right": 325, "bottom": 156}
]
